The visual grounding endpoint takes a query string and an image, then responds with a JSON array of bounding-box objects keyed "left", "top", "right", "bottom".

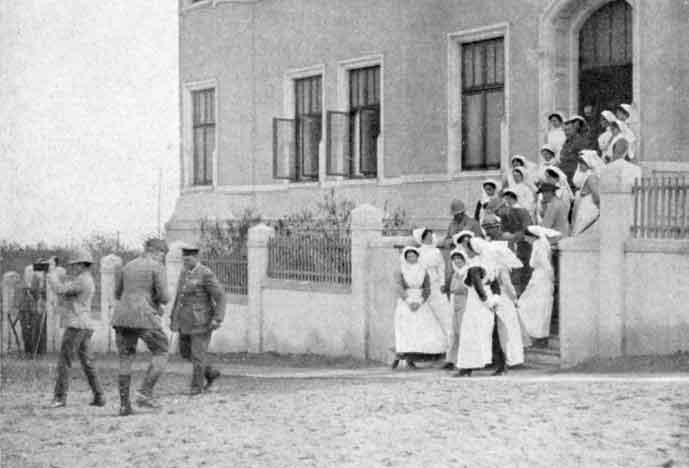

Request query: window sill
[
  {"left": 452, "top": 169, "right": 502, "bottom": 181},
  {"left": 321, "top": 178, "right": 378, "bottom": 188},
  {"left": 182, "top": 185, "right": 214, "bottom": 194}
]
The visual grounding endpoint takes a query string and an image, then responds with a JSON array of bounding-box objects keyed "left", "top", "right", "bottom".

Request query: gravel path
[{"left": 1, "top": 358, "right": 688, "bottom": 468}]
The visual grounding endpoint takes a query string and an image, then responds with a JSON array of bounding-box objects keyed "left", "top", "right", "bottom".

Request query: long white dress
[
  {"left": 394, "top": 261, "right": 447, "bottom": 354},
  {"left": 493, "top": 268, "right": 525, "bottom": 366},
  {"left": 517, "top": 237, "right": 554, "bottom": 339},
  {"left": 418, "top": 244, "right": 453, "bottom": 337},
  {"left": 456, "top": 269, "right": 495, "bottom": 369},
  {"left": 571, "top": 175, "right": 600, "bottom": 236}
]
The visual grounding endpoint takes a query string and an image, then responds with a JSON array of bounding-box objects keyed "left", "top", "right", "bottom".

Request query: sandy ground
[{"left": 1, "top": 354, "right": 689, "bottom": 468}]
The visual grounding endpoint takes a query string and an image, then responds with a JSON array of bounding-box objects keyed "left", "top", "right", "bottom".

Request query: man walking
[
  {"left": 112, "top": 238, "right": 170, "bottom": 416},
  {"left": 171, "top": 245, "right": 226, "bottom": 395},
  {"left": 47, "top": 249, "right": 104, "bottom": 408}
]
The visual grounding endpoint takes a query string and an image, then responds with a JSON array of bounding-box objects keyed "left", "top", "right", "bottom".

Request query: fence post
[
  {"left": 165, "top": 241, "right": 186, "bottom": 353},
  {"left": 247, "top": 223, "right": 275, "bottom": 353},
  {"left": 2, "top": 271, "right": 21, "bottom": 354},
  {"left": 598, "top": 159, "right": 642, "bottom": 358},
  {"left": 97, "top": 254, "right": 122, "bottom": 353},
  {"left": 351, "top": 204, "right": 384, "bottom": 360}
]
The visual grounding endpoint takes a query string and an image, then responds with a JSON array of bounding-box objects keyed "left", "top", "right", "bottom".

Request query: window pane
[
  {"left": 473, "top": 43, "right": 484, "bottom": 87},
  {"left": 495, "top": 39, "right": 504, "bottom": 83},
  {"left": 358, "top": 70, "right": 367, "bottom": 107},
  {"left": 595, "top": 7, "right": 611, "bottom": 67},
  {"left": 462, "top": 93, "right": 484, "bottom": 169},
  {"left": 462, "top": 45, "right": 473, "bottom": 90},
  {"left": 360, "top": 108, "right": 379, "bottom": 175},
  {"left": 327, "top": 111, "right": 351, "bottom": 176},
  {"left": 611, "top": 1, "right": 629, "bottom": 65},
  {"left": 485, "top": 90, "right": 504, "bottom": 169},
  {"left": 486, "top": 41, "right": 496, "bottom": 84},
  {"left": 193, "top": 128, "right": 203, "bottom": 183},
  {"left": 204, "top": 127, "right": 215, "bottom": 183},
  {"left": 299, "top": 116, "right": 320, "bottom": 178},
  {"left": 579, "top": 20, "right": 596, "bottom": 70},
  {"left": 192, "top": 92, "right": 200, "bottom": 125},
  {"left": 373, "top": 67, "right": 380, "bottom": 104},
  {"left": 349, "top": 71, "right": 359, "bottom": 108}
]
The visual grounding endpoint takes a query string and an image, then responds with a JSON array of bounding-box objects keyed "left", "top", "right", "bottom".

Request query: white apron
[
  {"left": 494, "top": 295, "right": 525, "bottom": 366},
  {"left": 456, "top": 286, "right": 494, "bottom": 369},
  {"left": 394, "top": 263, "right": 447, "bottom": 354},
  {"left": 571, "top": 192, "right": 600, "bottom": 236},
  {"left": 517, "top": 239, "right": 554, "bottom": 339}
]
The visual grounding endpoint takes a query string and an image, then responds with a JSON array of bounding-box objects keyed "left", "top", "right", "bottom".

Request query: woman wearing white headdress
[
  {"left": 473, "top": 179, "right": 500, "bottom": 223},
  {"left": 392, "top": 246, "right": 447, "bottom": 369},
  {"left": 571, "top": 150, "right": 604, "bottom": 236},
  {"left": 536, "top": 165, "right": 574, "bottom": 224},
  {"left": 517, "top": 226, "right": 560, "bottom": 344},
  {"left": 502, "top": 155, "right": 538, "bottom": 191},
  {"left": 443, "top": 248, "right": 473, "bottom": 371},
  {"left": 456, "top": 238, "right": 524, "bottom": 376},
  {"left": 616, "top": 103, "right": 637, "bottom": 160},
  {"left": 598, "top": 110, "right": 617, "bottom": 158},
  {"left": 607, "top": 120, "right": 634, "bottom": 163},
  {"left": 412, "top": 227, "right": 453, "bottom": 344},
  {"left": 545, "top": 112, "right": 567, "bottom": 159}
]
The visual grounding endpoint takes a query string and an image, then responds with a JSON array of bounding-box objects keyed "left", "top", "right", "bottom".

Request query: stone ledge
[
  {"left": 261, "top": 278, "right": 352, "bottom": 295},
  {"left": 625, "top": 238, "right": 689, "bottom": 254}
]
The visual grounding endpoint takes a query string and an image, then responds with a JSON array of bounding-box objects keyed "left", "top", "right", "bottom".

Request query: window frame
[
  {"left": 447, "top": 23, "right": 510, "bottom": 177},
  {"left": 182, "top": 79, "right": 218, "bottom": 191},
  {"left": 191, "top": 88, "right": 216, "bottom": 186},
  {"left": 460, "top": 37, "right": 505, "bottom": 172},
  {"left": 334, "top": 55, "right": 384, "bottom": 181},
  {"left": 293, "top": 75, "right": 322, "bottom": 181},
  {"left": 275, "top": 64, "right": 326, "bottom": 183},
  {"left": 347, "top": 66, "right": 380, "bottom": 179}
]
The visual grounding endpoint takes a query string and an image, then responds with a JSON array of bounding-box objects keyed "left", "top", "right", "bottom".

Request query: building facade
[{"left": 167, "top": 0, "right": 689, "bottom": 241}]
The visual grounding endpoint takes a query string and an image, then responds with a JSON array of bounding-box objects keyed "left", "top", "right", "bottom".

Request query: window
[
  {"left": 327, "top": 65, "right": 380, "bottom": 178},
  {"left": 273, "top": 75, "right": 322, "bottom": 181},
  {"left": 192, "top": 88, "right": 215, "bottom": 185},
  {"left": 461, "top": 38, "right": 504, "bottom": 171}
]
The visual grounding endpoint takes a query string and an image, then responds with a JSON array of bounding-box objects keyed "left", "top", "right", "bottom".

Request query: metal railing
[
  {"left": 206, "top": 255, "right": 249, "bottom": 296},
  {"left": 631, "top": 176, "right": 689, "bottom": 239},
  {"left": 267, "top": 230, "right": 351, "bottom": 284}
]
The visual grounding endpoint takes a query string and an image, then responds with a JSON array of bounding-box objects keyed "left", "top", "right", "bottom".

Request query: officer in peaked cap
[{"left": 170, "top": 243, "right": 227, "bottom": 395}]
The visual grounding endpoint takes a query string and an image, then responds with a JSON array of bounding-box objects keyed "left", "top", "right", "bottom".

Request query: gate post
[{"left": 247, "top": 223, "right": 275, "bottom": 353}]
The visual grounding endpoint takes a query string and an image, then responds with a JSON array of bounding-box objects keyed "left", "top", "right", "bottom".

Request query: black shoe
[
  {"left": 204, "top": 368, "right": 221, "bottom": 391},
  {"left": 442, "top": 363, "right": 457, "bottom": 371},
  {"left": 406, "top": 360, "right": 417, "bottom": 369},
  {"left": 189, "top": 388, "right": 203, "bottom": 396},
  {"left": 89, "top": 395, "right": 106, "bottom": 407},
  {"left": 391, "top": 359, "right": 400, "bottom": 370},
  {"left": 453, "top": 369, "right": 472, "bottom": 377},
  {"left": 491, "top": 368, "right": 507, "bottom": 376}
]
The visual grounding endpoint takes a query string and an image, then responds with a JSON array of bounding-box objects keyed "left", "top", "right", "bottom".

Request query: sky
[{"left": 1, "top": 1, "right": 179, "bottom": 248}]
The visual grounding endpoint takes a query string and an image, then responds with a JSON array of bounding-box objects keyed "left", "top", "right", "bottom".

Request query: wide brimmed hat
[
  {"left": 450, "top": 198, "right": 466, "bottom": 214},
  {"left": 537, "top": 182, "right": 558, "bottom": 194},
  {"left": 68, "top": 249, "right": 93, "bottom": 265}
]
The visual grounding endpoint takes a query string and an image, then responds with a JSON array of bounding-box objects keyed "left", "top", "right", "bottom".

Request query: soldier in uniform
[
  {"left": 112, "top": 238, "right": 170, "bottom": 416},
  {"left": 46, "top": 249, "right": 105, "bottom": 407},
  {"left": 171, "top": 245, "right": 226, "bottom": 395}
]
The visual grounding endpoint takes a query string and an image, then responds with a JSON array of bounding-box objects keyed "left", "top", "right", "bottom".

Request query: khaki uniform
[{"left": 171, "top": 263, "right": 226, "bottom": 392}]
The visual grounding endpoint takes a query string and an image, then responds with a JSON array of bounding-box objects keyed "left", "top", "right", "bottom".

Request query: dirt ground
[{"left": 1, "top": 354, "right": 689, "bottom": 468}]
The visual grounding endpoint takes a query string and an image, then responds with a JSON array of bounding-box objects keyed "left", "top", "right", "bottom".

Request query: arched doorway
[
  {"left": 539, "top": 0, "right": 639, "bottom": 143},
  {"left": 578, "top": 0, "right": 633, "bottom": 123}
]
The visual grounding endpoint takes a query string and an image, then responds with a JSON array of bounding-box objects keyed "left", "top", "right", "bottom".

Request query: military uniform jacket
[
  {"left": 48, "top": 271, "right": 96, "bottom": 330},
  {"left": 170, "top": 263, "right": 226, "bottom": 335},
  {"left": 112, "top": 256, "right": 170, "bottom": 330}
]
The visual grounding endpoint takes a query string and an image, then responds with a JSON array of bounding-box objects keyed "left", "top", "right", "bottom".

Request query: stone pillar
[
  {"left": 94, "top": 254, "right": 122, "bottom": 353},
  {"left": 165, "top": 241, "right": 186, "bottom": 352},
  {"left": 350, "top": 204, "right": 384, "bottom": 360},
  {"left": 2, "top": 271, "right": 21, "bottom": 354},
  {"left": 247, "top": 223, "right": 274, "bottom": 353},
  {"left": 598, "top": 159, "right": 642, "bottom": 358}
]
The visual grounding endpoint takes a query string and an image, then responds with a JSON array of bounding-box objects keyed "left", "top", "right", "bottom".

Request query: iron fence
[
  {"left": 631, "top": 176, "right": 689, "bottom": 239},
  {"left": 205, "top": 255, "right": 248, "bottom": 296},
  {"left": 267, "top": 230, "right": 351, "bottom": 284}
]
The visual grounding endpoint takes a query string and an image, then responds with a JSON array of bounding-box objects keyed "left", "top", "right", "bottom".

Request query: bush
[{"left": 198, "top": 208, "right": 262, "bottom": 258}]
